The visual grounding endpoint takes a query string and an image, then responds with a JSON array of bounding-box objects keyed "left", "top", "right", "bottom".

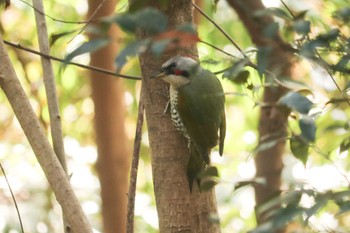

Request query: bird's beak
[{"left": 151, "top": 71, "right": 166, "bottom": 79}]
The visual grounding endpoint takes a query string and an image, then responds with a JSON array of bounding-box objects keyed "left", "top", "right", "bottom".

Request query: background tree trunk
[
  {"left": 137, "top": 0, "right": 220, "bottom": 232},
  {"left": 226, "top": 0, "right": 294, "bottom": 229},
  {"left": 87, "top": 1, "right": 130, "bottom": 233}
]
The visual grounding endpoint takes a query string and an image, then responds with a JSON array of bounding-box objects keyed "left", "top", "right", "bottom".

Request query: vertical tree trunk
[
  {"left": 87, "top": 1, "right": 130, "bottom": 233},
  {"left": 137, "top": 0, "right": 220, "bottom": 232},
  {"left": 226, "top": 0, "right": 293, "bottom": 229}
]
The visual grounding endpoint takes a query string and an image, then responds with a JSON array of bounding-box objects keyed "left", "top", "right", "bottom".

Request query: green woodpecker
[{"left": 154, "top": 56, "right": 226, "bottom": 191}]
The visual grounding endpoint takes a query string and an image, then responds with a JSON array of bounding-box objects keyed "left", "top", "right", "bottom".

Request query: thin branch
[
  {"left": 19, "top": 0, "right": 89, "bottom": 24},
  {"left": 192, "top": 1, "right": 246, "bottom": 58},
  {"left": 199, "top": 39, "right": 239, "bottom": 59},
  {"left": 0, "top": 163, "right": 24, "bottom": 233},
  {"left": 3, "top": 40, "right": 142, "bottom": 80},
  {"left": 33, "top": 0, "right": 68, "bottom": 174},
  {"left": 32, "top": 0, "right": 69, "bottom": 230},
  {"left": 68, "top": 0, "right": 107, "bottom": 43},
  {"left": 126, "top": 90, "right": 144, "bottom": 233}
]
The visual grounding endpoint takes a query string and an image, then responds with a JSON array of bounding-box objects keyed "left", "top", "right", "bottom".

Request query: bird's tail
[{"left": 187, "top": 142, "right": 207, "bottom": 192}]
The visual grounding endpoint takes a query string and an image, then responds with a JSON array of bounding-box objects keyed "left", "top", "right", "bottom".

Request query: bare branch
[{"left": 3, "top": 40, "right": 142, "bottom": 80}]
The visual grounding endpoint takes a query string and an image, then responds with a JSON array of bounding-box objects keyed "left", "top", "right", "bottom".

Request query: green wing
[{"left": 177, "top": 68, "right": 226, "bottom": 163}]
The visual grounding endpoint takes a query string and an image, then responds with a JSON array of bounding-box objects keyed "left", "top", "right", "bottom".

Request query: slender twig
[
  {"left": 33, "top": 0, "right": 70, "bottom": 230},
  {"left": 199, "top": 39, "right": 239, "bottom": 59},
  {"left": 68, "top": 0, "right": 107, "bottom": 43},
  {"left": 315, "top": 52, "right": 350, "bottom": 106},
  {"left": 0, "top": 163, "right": 24, "bottom": 233},
  {"left": 126, "top": 90, "right": 144, "bottom": 233},
  {"left": 280, "top": 0, "right": 295, "bottom": 18},
  {"left": 3, "top": 40, "right": 141, "bottom": 80},
  {"left": 192, "top": 1, "right": 246, "bottom": 57},
  {"left": 33, "top": 0, "right": 68, "bottom": 174},
  {"left": 19, "top": 0, "right": 89, "bottom": 24}
]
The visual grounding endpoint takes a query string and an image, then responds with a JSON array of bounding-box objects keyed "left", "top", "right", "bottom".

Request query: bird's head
[{"left": 153, "top": 56, "right": 199, "bottom": 88}]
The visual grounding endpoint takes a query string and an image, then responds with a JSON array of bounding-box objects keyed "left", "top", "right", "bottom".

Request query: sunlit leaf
[
  {"left": 278, "top": 91, "right": 313, "bottom": 114},
  {"left": 65, "top": 38, "right": 110, "bottom": 63},
  {"left": 290, "top": 135, "right": 309, "bottom": 165},
  {"left": 299, "top": 118, "right": 316, "bottom": 142}
]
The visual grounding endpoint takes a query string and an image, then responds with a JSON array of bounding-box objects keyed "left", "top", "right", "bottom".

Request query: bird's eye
[{"left": 163, "top": 62, "right": 177, "bottom": 75}]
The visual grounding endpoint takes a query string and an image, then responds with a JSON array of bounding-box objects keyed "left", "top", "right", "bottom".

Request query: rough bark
[
  {"left": 137, "top": 1, "right": 220, "bottom": 232},
  {"left": 87, "top": 1, "right": 130, "bottom": 233},
  {"left": 226, "top": 0, "right": 294, "bottom": 228},
  {"left": 0, "top": 30, "right": 92, "bottom": 233}
]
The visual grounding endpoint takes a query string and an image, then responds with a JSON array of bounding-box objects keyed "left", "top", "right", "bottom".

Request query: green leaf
[
  {"left": 65, "top": 38, "right": 110, "bottom": 63},
  {"left": 263, "top": 22, "right": 279, "bottom": 39},
  {"left": 332, "top": 7, "right": 350, "bottom": 23},
  {"left": 334, "top": 55, "right": 350, "bottom": 72},
  {"left": 113, "top": 14, "right": 137, "bottom": 33},
  {"left": 133, "top": 7, "right": 168, "bottom": 34},
  {"left": 278, "top": 91, "right": 313, "bottom": 114},
  {"left": 113, "top": 7, "right": 168, "bottom": 35},
  {"left": 256, "top": 46, "right": 272, "bottom": 76},
  {"left": 293, "top": 19, "right": 311, "bottom": 35},
  {"left": 150, "top": 38, "right": 172, "bottom": 56},
  {"left": 337, "top": 201, "right": 350, "bottom": 216},
  {"left": 305, "top": 193, "right": 329, "bottom": 221},
  {"left": 223, "top": 58, "right": 250, "bottom": 85},
  {"left": 290, "top": 135, "right": 309, "bottom": 165},
  {"left": 50, "top": 30, "right": 77, "bottom": 46},
  {"left": 299, "top": 118, "right": 316, "bottom": 142},
  {"left": 316, "top": 28, "right": 340, "bottom": 43},
  {"left": 340, "top": 137, "right": 350, "bottom": 153},
  {"left": 299, "top": 39, "right": 328, "bottom": 58},
  {"left": 115, "top": 39, "right": 150, "bottom": 71}
]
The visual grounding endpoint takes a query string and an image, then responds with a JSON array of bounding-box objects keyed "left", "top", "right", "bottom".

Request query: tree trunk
[
  {"left": 137, "top": 1, "right": 220, "bottom": 232},
  {"left": 226, "top": 0, "right": 294, "bottom": 229},
  {"left": 87, "top": 1, "right": 130, "bottom": 233}
]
